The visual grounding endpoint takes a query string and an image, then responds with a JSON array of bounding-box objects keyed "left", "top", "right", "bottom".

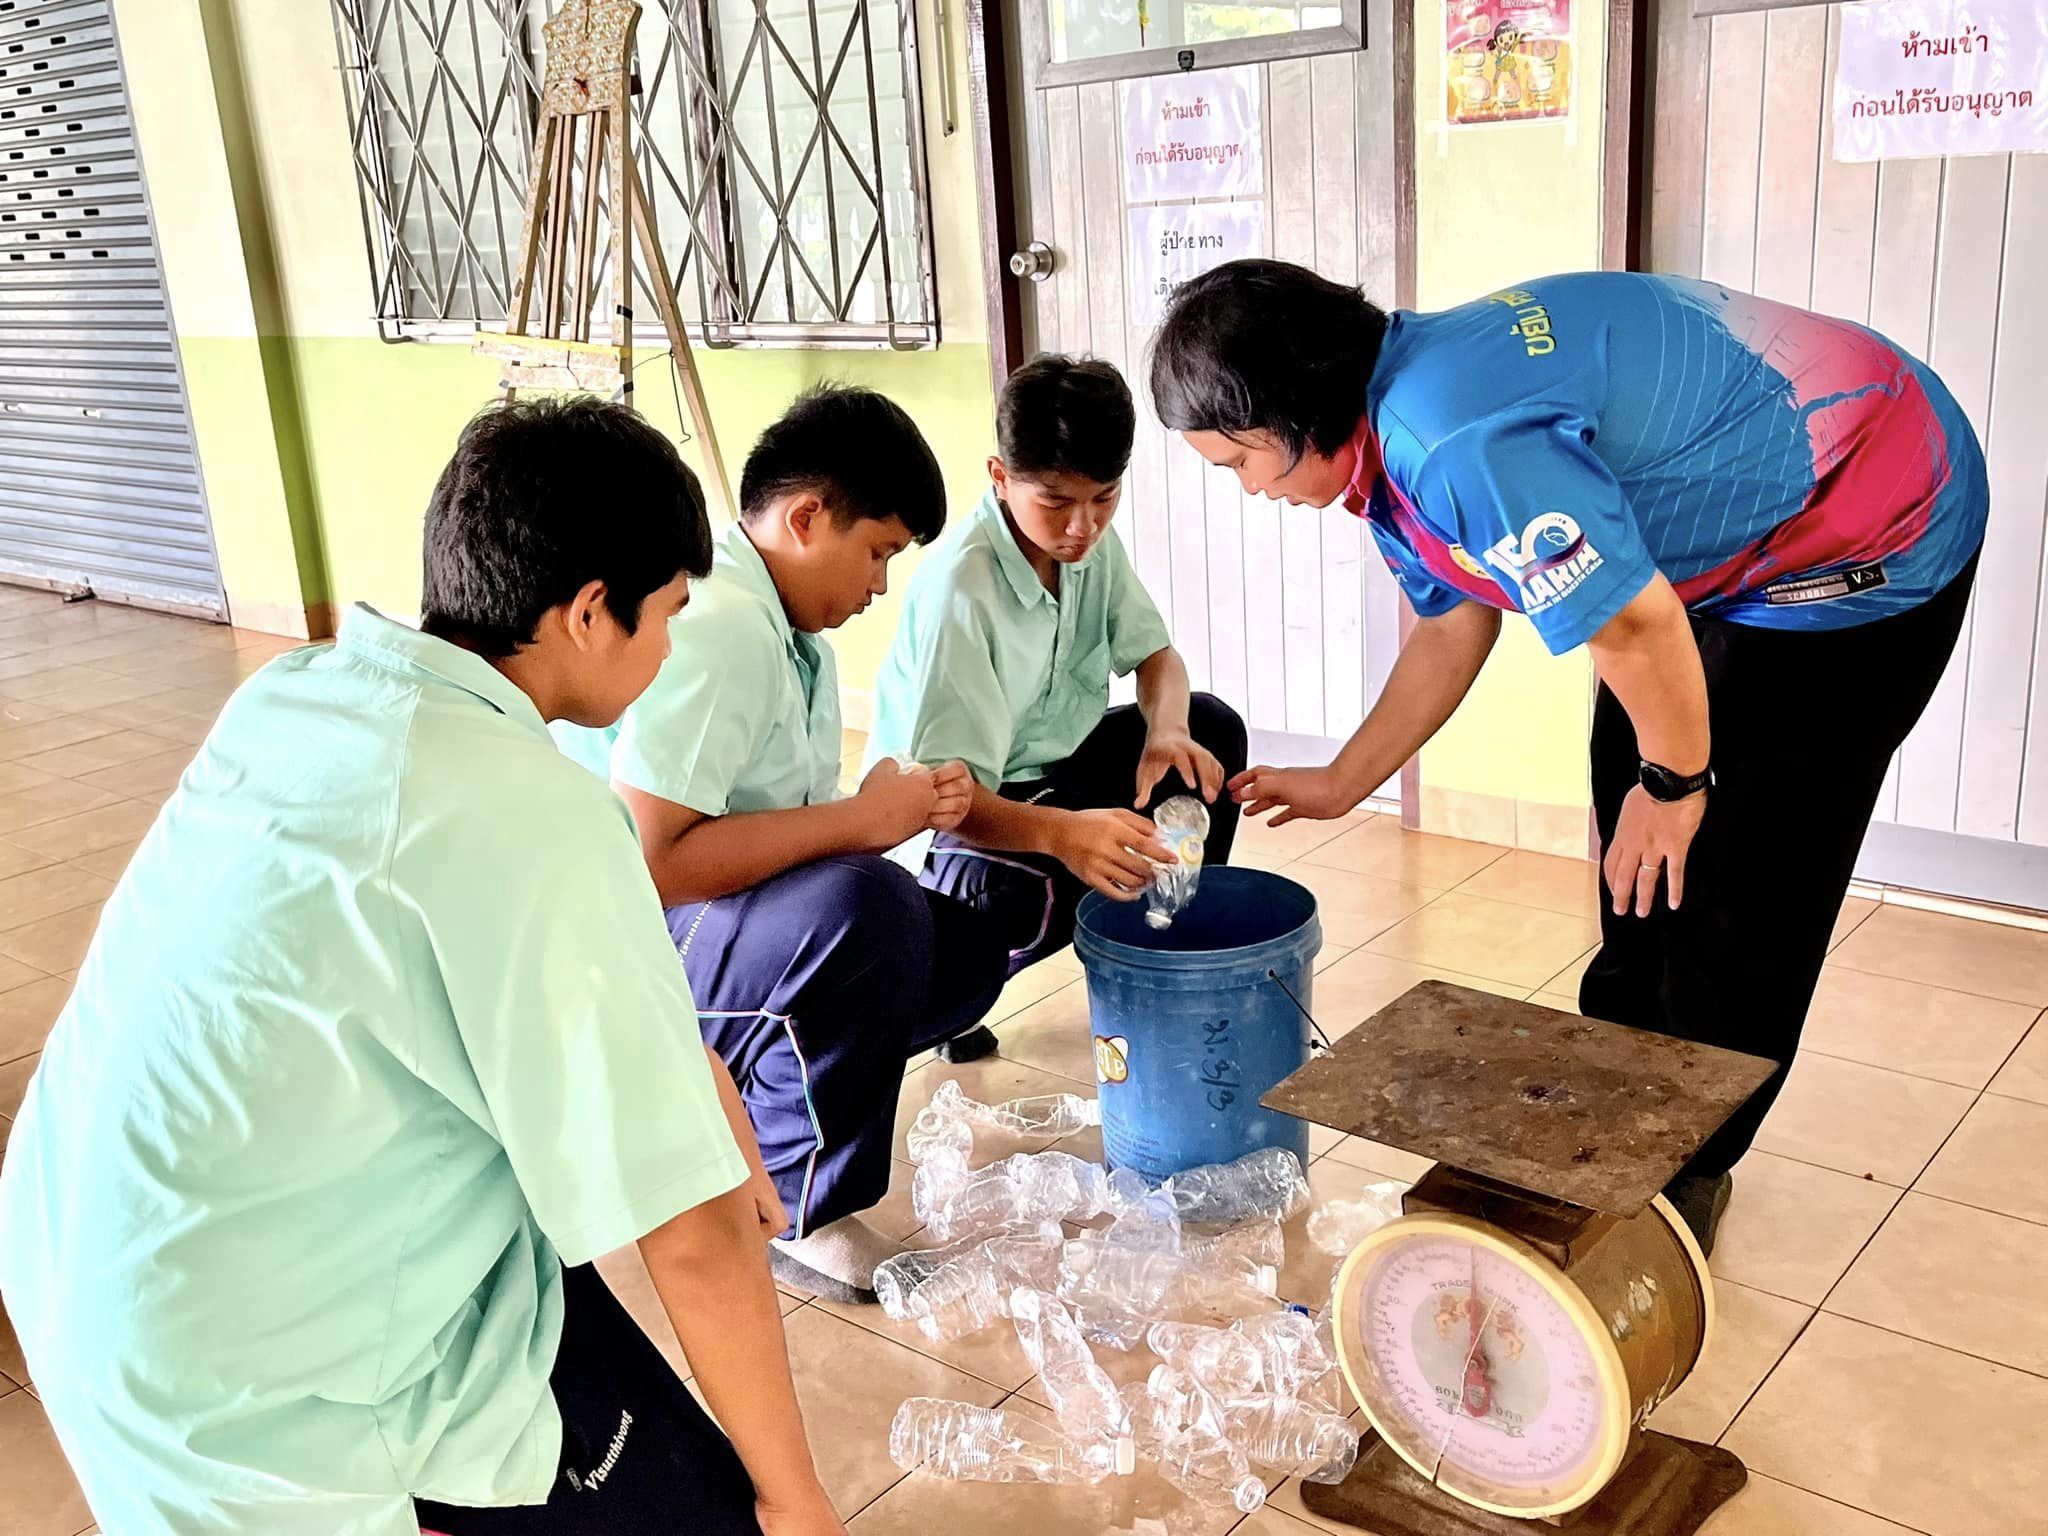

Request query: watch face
[{"left": 1338, "top": 1218, "right": 1629, "bottom": 1516}]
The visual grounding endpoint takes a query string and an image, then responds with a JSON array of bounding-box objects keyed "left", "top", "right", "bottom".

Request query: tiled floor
[{"left": 1, "top": 590, "right": 2047, "bottom": 1534}]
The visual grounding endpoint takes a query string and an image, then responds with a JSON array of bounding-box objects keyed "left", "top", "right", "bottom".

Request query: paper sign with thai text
[
  {"left": 1445, "top": 0, "right": 1574, "bottom": 126},
  {"left": 1834, "top": 0, "right": 2048, "bottom": 160},
  {"left": 1121, "top": 66, "right": 1262, "bottom": 203},
  {"left": 1128, "top": 202, "right": 1265, "bottom": 325}
]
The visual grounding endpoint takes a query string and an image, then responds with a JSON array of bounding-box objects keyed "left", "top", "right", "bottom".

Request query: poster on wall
[
  {"left": 1121, "top": 65, "right": 1263, "bottom": 202},
  {"left": 1833, "top": 0, "right": 2048, "bottom": 161},
  {"left": 1127, "top": 202, "right": 1266, "bottom": 325},
  {"left": 1444, "top": 0, "right": 1574, "bottom": 126}
]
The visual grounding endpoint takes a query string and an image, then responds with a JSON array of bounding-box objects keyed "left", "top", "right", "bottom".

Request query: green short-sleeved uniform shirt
[
  {"left": 553, "top": 524, "right": 841, "bottom": 813},
  {"left": 0, "top": 606, "right": 748, "bottom": 1536},
  {"left": 867, "top": 489, "right": 1171, "bottom": 789}
]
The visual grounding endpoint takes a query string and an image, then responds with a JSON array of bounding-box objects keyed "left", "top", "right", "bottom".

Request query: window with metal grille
[{"left": 328, "top": 0, "right": 939, "bottom": 348}]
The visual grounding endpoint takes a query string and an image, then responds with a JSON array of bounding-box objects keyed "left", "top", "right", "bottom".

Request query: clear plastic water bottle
[
  {"left": 904, "top": 1107, "right": 973, "bottom": 1167},
  {"left": 1146, "top": 1321, "right": 1265, "bottom": 1398},
  {"left": 912, "top": 1149, "right": 1110, "bottom": 1243},
  {"left": 1102, "top": 1174, "right": 1183, "bottom": 1253},
  {"left": 1159, "top": 1147, "right": 1310, "bottom": 1225},
  {"left": 889, "top": 1398, "right": 1109, "bottom": 1486},
  {"left": 1236, "top": 1310, "right": 1343, "bottom": 1412},
  {"left": 1158, "top": 1425, "right": 1267, "bottom": 1514},
  {"left": 1221, "top": 1399, "right": 1361, "bottom": 1483},
  {"left": 1182, "top": 1218, "right": 1284, "bottom": 1291},
  {"left": 1058, "top": 1236, "right": 1281, "bottom": 1347},
  {"left": 1009, "top": 1289, "right": 1136, "bottom": 1473},
  {"left": 928, "top": 1078, "right": 1101, "bottom": 1138},
  {"left": 1307, "top": 1179, "right": 1409, "bottom": 1256},
  {"left": 1145, "top": 795, "right": 1211, "bottom": 930},
  {"left": 873, "top": 1224, "right": 1065, "bottom": 1341}
]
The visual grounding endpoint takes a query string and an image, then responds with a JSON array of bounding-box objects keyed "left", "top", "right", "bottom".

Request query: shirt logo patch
[
  {"left": 1486, "top": 287, "right": 1558, "bottom": 356},
  {"left": 1761, "top": 563, "right": 1888, "bottom": 605},
  {"left": 1484, "top": 512, "right": 1605, "bottom": 614}
]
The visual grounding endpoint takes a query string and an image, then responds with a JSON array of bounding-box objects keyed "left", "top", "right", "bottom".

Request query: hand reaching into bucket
[
  {"left": 1135, "top": 726, "right": 1226, "bottom": 809},
  {"left": 1054, "top": 808, "right": 1176, "bottom": 901}
]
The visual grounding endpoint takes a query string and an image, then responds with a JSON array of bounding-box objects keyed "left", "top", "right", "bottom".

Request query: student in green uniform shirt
[
  {"left": 866, "top": 355, "right": 1249, "bottom": 970},
  {"left": 0, "top": 399, "right": 844, "bottom": 1536},
  {"left": 554, "top": 384, "right": 1008, "bottom": 1305}
]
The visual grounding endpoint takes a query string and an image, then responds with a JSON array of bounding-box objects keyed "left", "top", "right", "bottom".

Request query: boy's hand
[
  {"left": 1054, "top": 808, "right": 1175, "bottom": 901},
  {"left": 926, "top": 760, "right": 974, "bottom": 833},
  {"left": 856, "top": 757, "right": 940, "bottom": 845},
  {"left": 1230, "top": 763, "right": 1363, "bottom": 826},
  {"left": 1135, "top": 726, "right": 1226, "bottom": 807}
]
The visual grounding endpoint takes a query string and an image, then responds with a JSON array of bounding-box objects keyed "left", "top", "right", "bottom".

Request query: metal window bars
[{"left": 329, "top": 0, "right": 939, "bottom": 348}]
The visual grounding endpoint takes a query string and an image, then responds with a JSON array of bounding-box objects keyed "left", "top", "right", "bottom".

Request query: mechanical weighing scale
[{"left": 1260, "top": 980, "right": 1776, "bottom": 1536}]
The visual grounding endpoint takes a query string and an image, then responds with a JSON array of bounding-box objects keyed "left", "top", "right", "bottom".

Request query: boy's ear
[
  {"left": 987, "top": 456, "right": 1009, "bottom": 500},
  {"left": 782, "top": 492, "right": 826, "bottom": 547},
  {"left": 560, "top": 578, "right": 611, "bottom": 652}
]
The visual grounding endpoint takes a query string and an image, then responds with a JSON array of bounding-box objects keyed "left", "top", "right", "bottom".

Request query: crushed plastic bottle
[
  {"left": 1182, "top": 1218, "right": 1284, "bottom": 1291},
  {"left": 1307, "top": 1179, "right": 1409, "bottom": 1256},
  {"left": 928, "top": 1078, "right": 1101, "bottom": 1139},
  {"left": 1221, "top": 1399, "right": 1361, "bottom": 1483},
  {"left": 1158, "top": 1425, "right": 1267, "bottom": 1514},
  {"left": 1147, "top": 1321, "right": 1265, "bottom": 1399},
  {"left": 889, "top": 1397, "right": 1109, "bottom": 1485},
  {"left": 1010, "top": 1289, "right": 1136, "bottom": 1473},
  {"left": 904, "top": 1110, "right": 974, "bottom": 1168},
  {"left": 1145, "top": 795, "right": 1211, "bottom": 930},
  {"left": 1058, "top": 1236, "right": 1281, "bottom": 1348},
  {"left": 1236, "top": 1309, "right": 1342, "bottom": 1412},
  {"left": 1158, "top": 1147, "right": 1311, "bottom": 1225},
  {"left": 873, "top": 1224, "right": 1065, "bottom": 1341},
  {"left": 912, "top": 1149, "right": 1110, "bottom": 1243}
]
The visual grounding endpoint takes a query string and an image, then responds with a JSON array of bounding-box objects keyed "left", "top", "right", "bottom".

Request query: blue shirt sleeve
[
  {"left": 1364, "top": 519, "right": 1463, "bottom": 619},
  {"left": 1415, "top": 406, "right": 1658, "bottom": 654}
]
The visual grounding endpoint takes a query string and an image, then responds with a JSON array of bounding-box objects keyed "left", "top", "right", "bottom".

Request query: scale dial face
[{"left": 1335, "top": 1214, "right": 1629, "bottom": 1517}]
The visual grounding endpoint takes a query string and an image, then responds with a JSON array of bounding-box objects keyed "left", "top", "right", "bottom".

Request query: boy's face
[
  {"left": 1182, "top": 428, "right": 1357, "bottom": 509},
  {"left": 783, "top": 503, "right": 916, "bottom": 633},
  {"left": 992, "top": 463, "right": 1122, "bottom": 565},
  {"left": 561, "top": 571, "right": 691, "bottom": 727}
]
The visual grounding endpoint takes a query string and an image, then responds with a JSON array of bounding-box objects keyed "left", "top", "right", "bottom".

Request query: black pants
[
  {"left": 1581, "top": 555, "right": 1979, "bottom": 1182},
  {"left": 923, "top": 694, "right": 1250, "bottom": 975},
  {"left": 416, "top": 1264, "right": 761, "bottom": 1535}
]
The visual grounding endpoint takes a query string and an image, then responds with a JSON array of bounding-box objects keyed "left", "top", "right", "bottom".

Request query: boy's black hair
[
  {"left": 1149, "top": 259, "right": 1390, "bottom": 466},
  {"left": 420, "top": 395, "right": 712, "bottom": 658},
  {"left": 739, "top": 383, "right": 947, "bottom": 544},
  {"left": 996, "top": 354, "right": 1136, "bottom": 485}
]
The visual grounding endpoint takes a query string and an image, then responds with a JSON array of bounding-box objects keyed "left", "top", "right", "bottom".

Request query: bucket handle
[{"left": 1266, "top": 968, "right": 1337, "bottom": 1055}]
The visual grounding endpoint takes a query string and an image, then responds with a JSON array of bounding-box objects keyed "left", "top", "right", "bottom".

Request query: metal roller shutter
[{"left": 0, "top": 0, "right": 223, "bottom": 619}]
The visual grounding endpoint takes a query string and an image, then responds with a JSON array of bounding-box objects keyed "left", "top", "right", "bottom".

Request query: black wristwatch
[{"left": 1639, "top": 759, "right": 1714, "bottom": 802}]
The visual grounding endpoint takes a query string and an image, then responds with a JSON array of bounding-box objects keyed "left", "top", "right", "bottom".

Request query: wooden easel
[{"left": 474, "top": 0, "right": 734, "bottom": 521}]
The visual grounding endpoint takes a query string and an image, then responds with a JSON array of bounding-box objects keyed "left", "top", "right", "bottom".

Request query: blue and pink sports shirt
[{"left": 1348, "top": 273, "right": 1988, "bottom": 654}]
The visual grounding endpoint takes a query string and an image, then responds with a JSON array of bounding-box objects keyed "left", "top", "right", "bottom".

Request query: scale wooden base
[{"left": 1302, "top": 1427, "right": 1747, "bottom": 1536}]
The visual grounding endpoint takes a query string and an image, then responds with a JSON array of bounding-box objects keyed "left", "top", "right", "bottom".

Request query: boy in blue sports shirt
[
  {"left": 555, "top": 385, "right": 1008, "bottom": 1304},
  {"left": 867, "top": 356, "right": 1248, "bottom": 973}
]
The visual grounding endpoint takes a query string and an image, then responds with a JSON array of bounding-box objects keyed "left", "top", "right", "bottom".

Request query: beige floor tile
[
  {"left": 0, "top": 977, "right": 70, "bottom": 1067},
  {"left": 1829, "top": 896, "right": 1881, "bottom": 952},
  {"left": 985, "top": 981, "right": 1097, "bottom": 1087},
  {"left": 1915, "top": 1093, "right": 2048, "bottom": 1225},
  {"left": 0, "top": 764, "right": 55, "bottom": 798},
  {"left": 0, "top": 664, "right": 130, "bottom": 703},
  {"left": 0, "top": 1389, "right": 94, "bottom": 1535},
  {"left": 1724, "top": 1314, "right": 2048, "bottom": 1536},
  {"left": 0, "top": 843, "right": 53, "bottom": 884},
  {"left": 1273, "top": 863, "right": 1439, "bottom": 951},
  {"left": 850, "top": 1448, "right": 1239, "bottom": 1534},
  {"left": 1453, "top": 848, "right": 1600, "bottom": 918},
  {"left": 0, "top": 1053, "right": 33, "bottom": 1118},
  {"left": 985, "top": 961, "right": 1085, "bottom": 1028},
  {"left": 1828, "top": 1191, "right": 2048, "bottom": 1374},
  {"left": 0, "top": 906, "right": 103, "bottom": 975},
  {"left": 864, "top": 1157, "right": 927, "bottom": 1244},
  {"left": 1698, "top": 1474, "right": 1924, "bottom": 1535},
  {"left": 0, "top": 1291, "right": 25, "bottom": 1388},
  {"left": 67, "top": 844, "right": 139, "bottom": 883},
  {"left": 811, "top": 1276, "right": 1038, "bottom": 1396},
  {"left": 78, "top": 747, "right": 193, "bottom": 799},
  {"left": 15, "top": 729, "right": 180, "bottom": 780},
  {"left": 1528, "top": 990, "right": 1578, "bottom": 1012},
  {"left": 1298, "top": 818, "right": 1507, "bottom": 888},
  {"left": 1310, "top": 948, "right": 1524, "bottom": 1043},
  {"left": 0, "top": 716, "right": 116, "bottom": 763},
  {"left": 1831, "top": 903, "right": 2048, "bottom": 1006},
  {"left": 0, "top": 781, "right": 124, "bottom": 837},
  {"left": 1802, "top": 966, "right": 2041, "bottom": 1088},
  {"left": 1234, "top": 1511, "right": 1333, "bottom": 1536},
  {"left": 781, "top": 1304, "right": 1006, "bottom": 1517},
  {"left": 0, "top": 866, "right": 110, "bottom": 934},
  {"left": 1987, "top": 1014, "right": 2048, "bottom": 1106},
  {"left": 1233, "top": 810, "right": 1372, "bottom": 871},
  {"left": 38, "top": 673, "right": 175, "bottom": 717},
  {"left": 100, "top": 689, "right": 223, "bottom": 728},
  {"left": 1320, "top": 1135, "right": 1433, "bottom": 1184},
  {"left": 894, "top": 1055, "right": 1099, "bottom": 1161},
  {"left": 1537, "top": 944, "right": 1598, "bottom": 996},
  {"left": 1710, "top": 1150, "right": 1903, "bottom": 1305},
  {"left": 0, "top": 1110, "right": 10, "bottom": 1157},
  {"left": 1751, "top": 1052, "right": 1973, "bottom": 1185},
  {"left": 95, "top": 708, "right": 212, "bottom": 748},
  {"left": 1646, "top": 1281, "right": 1811, "bottom": 1444},
  {"left": 0, "top": 700, "right": 65, "bottom": 728},
  {"left": 1364, "top": 892, "right": 1602, "bottom": 991},
  {"left": 4, "top": 802, "right": 158, "bottom": 863}
]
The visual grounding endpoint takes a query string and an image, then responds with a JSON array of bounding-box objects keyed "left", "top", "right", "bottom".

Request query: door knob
[{"left": 1008, "top": 242, "right": 1055, "bottom": 282}]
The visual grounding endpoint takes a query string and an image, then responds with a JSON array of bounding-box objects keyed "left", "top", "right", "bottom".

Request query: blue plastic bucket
[{"left": 1073, "top": 867, "right": 1320, "bottom": 1181}]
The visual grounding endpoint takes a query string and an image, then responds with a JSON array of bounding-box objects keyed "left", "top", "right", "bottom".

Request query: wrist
[{"left": 1637, "top": 758, "right": 1713, "bottom": 803}]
